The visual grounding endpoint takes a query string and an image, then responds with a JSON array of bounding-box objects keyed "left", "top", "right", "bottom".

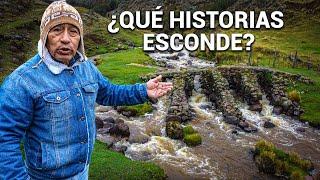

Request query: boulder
[
  {"left": 127, "top": 123, "right": 150, "bottom": 144},
  {"left": 177, "top": 52, "right": 185, "bottom": 56},
  {"left": 224, "top": 115, "right": 239, "bottom": 125},
  {"left": 117, "top": 107, "right": 137, "bottom": 117},
  {"left": 95, "top": 105, "right": 114, "bottom": 112},
  {"left": 243, "top": 126, "right": 258, "bottom": 133},
  {"left": 295, "top": 127, "right": 305, "bottom": 133},
  {"left": 110, "top": 144, "right": 127, "bottom": 154},
  {"left": 249, "top": 104, "right": 262, "bottom": 112},
  {"left": 102, "top": 116, "right": 115, "bottom": 124},
  {"left": 282, "top": 100, "right": 292, "bottom": 111},
  {"left": 167, "top": 55, "right": 179, "bottom": 60},
  {"left": 239, "top": 121, "right": 249, "bottom": 129},
  {"left": 95, "top": 116, "right": 104, "bottom": 129},
  {"left": 263, "top": 121, "right": 276, "bottom": 128},
  {"left": 166, "top": 115, "right": 181, "bottom": 122},
  {"left": 96, "top": 134, "right": 115, "bottom": 148},
  {"left": 109, "top": 123, "right": 130, "bottom": 137},
  {"left": 273, "top": 106, "right": 283, "bottom": 115}
]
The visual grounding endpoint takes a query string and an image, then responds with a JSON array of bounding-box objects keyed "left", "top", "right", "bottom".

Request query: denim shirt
[{"left": 0, "top": 54, "right": 148, "bottom": 179}]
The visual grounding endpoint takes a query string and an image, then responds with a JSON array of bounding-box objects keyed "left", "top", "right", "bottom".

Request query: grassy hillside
[{"left": 0, "top": 1, "right": 164, "bottom": 179}]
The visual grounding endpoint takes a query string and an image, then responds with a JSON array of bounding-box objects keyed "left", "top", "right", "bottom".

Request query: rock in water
[
  {"left": 263, "top": 121, "right": 276, "bottom": 128},
  {"left": 224, "top": 115, "right": 239, "bottom": 125},
  {"left": 95, "top": 116, "right": 104, "bottom": 129},
  {"left": 109, "top": 123, "right": 130, "bottom": 137},
  {"left": 249, "top": 104, "right": 262, "bottom": 112},
  {"left": 166, "top": 121, "right": 183, "bottom": 139},
  {"left": 273, "top": 106, "right": 283, "bottom": 115}
]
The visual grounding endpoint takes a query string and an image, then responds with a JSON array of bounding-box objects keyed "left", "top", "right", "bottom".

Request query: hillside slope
[{"left": 0, "top": 0, "right": 144, "bottom": 82}]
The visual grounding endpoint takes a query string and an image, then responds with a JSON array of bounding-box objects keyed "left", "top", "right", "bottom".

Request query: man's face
[{"left": 46, "top": 23, "right": 80, "bottom": 65}]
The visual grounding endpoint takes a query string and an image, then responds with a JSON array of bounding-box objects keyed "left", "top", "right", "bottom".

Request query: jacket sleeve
[
  {"left": 90, "top": 62, "right": 149, "bottom": 106},
  {"left": 0, "top": 75, "right": 33, "bottom": 180}
]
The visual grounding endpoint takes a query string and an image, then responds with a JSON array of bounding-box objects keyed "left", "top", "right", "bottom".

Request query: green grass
[
  {"left": 277, "top": 67, "right": 320, "bottom": 127},
  {"left": 89, "top": 141, "right": 166, "bottom": 180},
  {"left": 97, "top": 48, "right": 156, "bottom": 84},
  {"left": 120, "top": 102, "right": 154, "bottom": 116},
  {"left": 97, "top": 48, "right": 157, "bottom": 116}
]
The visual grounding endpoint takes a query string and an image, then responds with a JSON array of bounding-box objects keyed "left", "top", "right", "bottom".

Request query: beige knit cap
[{"left": 39, "top": 0, "right": 85, "bottom": 59}]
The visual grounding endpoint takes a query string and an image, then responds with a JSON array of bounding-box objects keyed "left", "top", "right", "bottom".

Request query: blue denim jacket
[{"left": 0, "top": 54, "right": 148, "bottom": 179}]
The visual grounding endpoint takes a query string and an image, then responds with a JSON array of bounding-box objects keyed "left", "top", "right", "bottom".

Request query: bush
[
  {"left": 183, "top": 125, "right": 197, "bottom": 136},
  {"left": 183, "top": 133, "right": 202, "bottom": 147},
  {"left": 256, "top": 151, "right": 276, "bottom": 174},
  {"left": 288, "top": 152, "right": 312, "bottom": 171},
  {"left": 288, "top": 90, "right": 301, "bottom": 103},
  {"left": 275, "top": 160, "right": 289, "bottom": 176},
  {"left": 255, "top": 140, "right": 275, "bottom": 152},
  {"left": 254, "top": 140, "right": 313, "bottom": 178},
  {"left": 290, "top": 170, "right": 304, "bottom": 180}
]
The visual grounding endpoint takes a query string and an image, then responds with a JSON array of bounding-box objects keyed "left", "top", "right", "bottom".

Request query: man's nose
[{"left": 60, "top": 29, "right": 71, "bottom": 44}]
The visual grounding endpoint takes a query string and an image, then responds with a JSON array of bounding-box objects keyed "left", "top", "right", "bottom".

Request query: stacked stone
[
  {"left": 217, "top": 67, "right": 262, "bottom": 112},
  {"left": 257, "top": 71, "right": 303, "bottom": 119},
  {"left": 165, "top": 75, "right": 194, "bottom": 139},
  {"left": 165, "top": 75, "right": 193, "bottom": 123},
  {"left": 201, "top": 70, "right": 242, "bottom": 125},
  {"left": 271, "top": 72, "right": 303, "bottom": 118},
  {"left": 240, "top": 70, "right": 263, "bottom": 112}
]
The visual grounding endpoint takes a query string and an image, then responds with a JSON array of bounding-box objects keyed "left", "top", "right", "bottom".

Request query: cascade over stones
[
  {"left": 257, "top": 70, "right": 303, "bottom": 118},
  {"left": 141, "top": 66, "right": 313, "bottom": 137},
  {"left": 220, "top": 68, "right": 263, "bottom": 112},
  {"left": 200, "top": 70, "right": 242, "bottom": 125}
]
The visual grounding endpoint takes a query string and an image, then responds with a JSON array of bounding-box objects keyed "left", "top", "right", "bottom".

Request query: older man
[{"left": 0, "top": 1, "right": 172, "bottom": 179}]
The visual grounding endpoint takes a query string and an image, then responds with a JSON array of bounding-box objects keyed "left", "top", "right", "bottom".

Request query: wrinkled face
[{"left": 46, "top": 23, "right": 80, "bottom": 65}]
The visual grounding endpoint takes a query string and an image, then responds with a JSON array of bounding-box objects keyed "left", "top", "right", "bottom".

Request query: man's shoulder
[
  {"left": 2, "top": 54, "right": 41, "bottom": 84},
  {"left": 11, "top": 54, "right": 41, "bottom": 76}
]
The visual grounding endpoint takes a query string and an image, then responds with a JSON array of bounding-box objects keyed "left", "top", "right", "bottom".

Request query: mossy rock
[
  {"left": 183, "top": 125, "right": 197, "bottom": 136},
  {"left": 166, "top": 121, "right": 183, "bottom": 140},
  {"left": 183, "top": 133, "right": 202, "bottom": 147}
]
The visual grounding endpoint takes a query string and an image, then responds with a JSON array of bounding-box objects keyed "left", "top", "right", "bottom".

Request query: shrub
[
  {"left": 254, "top": 140, "right": 313, "bottom": 178},
  {"left": 183, "top": 133, "right": 202, "bottom": 147},
  {"left": 288, "top": 152, "right": 312, "bottom": 171},
  {"left": 290, "top": 170, "right": 304, "bottom": 180},
  {"left": 256, "top": 151, "right": 276, "bottom": 174},
  {"left": 275, "top": 160, "right": 289, "bottom": 176},
  {"left": 288, "top": 90, "right": 301, "bottom": 103},
  {"left": 255, "top": 140, "right": 275, "bottom": 153}
]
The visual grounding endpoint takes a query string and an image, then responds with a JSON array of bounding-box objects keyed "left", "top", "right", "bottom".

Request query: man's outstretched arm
[{"left": 91, "top": 62, "right": 173, "bottom": 106}]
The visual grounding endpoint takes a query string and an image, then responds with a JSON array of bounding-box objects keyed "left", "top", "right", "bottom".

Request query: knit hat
[{"left": 38, "top": 0, "right": 86, "bottom": 60}]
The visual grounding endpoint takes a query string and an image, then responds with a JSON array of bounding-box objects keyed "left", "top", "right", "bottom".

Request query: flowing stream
[{"left": 98, "top": 49, "right": 320, "bottom": 179}]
